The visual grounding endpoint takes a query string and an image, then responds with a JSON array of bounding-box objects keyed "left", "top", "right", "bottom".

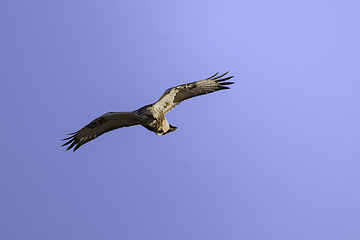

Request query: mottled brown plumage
[{"left": 62, "top": 72, "right": 234, "bottom": 151}]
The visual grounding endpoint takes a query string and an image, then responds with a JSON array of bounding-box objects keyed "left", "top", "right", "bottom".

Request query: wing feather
[
  {"left": 153, "top": 71, "right": 234, "bottom": 114},
  {"left": 61, "top": 112, "right": 139, "bottom": 151}
]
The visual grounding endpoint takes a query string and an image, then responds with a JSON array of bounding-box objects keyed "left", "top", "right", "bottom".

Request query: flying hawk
[{"left": 62, "top": 72, "right": 234, "bottom": 151}]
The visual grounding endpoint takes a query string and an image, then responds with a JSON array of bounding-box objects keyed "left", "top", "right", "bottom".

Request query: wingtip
[
  {"left": 213, "top": 71, "right": 229, "bottom": 80},
  {"left": 207, "top": 71, "right": 234, "bottom": 82},
  {"left": 220, "top": 86, "right": 231, "bottom": 90},
  {"left": 73, "top": 144, "right": 81, "bottom": 151},
  {"left": 220, "top": 81, "right": 234, "bottom": 85},
  {"left": 207, "top": 72, "right": 219, "bottom": 79}
]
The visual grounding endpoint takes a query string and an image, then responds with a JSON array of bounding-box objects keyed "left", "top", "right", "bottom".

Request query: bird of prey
[{"left": 62, "top": 72, "right": 234, "bottom": 151}]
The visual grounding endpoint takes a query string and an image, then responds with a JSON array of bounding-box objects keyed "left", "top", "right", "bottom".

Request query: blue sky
[{"left": 1, "top": 0, "right": 360, "bottom": 239}]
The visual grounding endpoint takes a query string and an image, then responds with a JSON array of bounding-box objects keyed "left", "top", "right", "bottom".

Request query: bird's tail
[{"left": 163, "top": 124, "right": 177, "bottom": 135}]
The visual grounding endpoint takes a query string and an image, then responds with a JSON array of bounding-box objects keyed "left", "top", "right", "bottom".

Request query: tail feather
[{"left": 163, "top": 124, "right": 177, "bottom": 135}]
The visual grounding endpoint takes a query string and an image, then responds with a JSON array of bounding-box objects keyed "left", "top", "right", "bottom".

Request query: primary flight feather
[{"left": 62, "top": 72, "right": 234, "bottom": 151}]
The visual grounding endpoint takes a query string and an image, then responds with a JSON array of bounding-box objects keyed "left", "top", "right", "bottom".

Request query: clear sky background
[{"left": 1, "top": 1, "right": 359, "bottom": 239}]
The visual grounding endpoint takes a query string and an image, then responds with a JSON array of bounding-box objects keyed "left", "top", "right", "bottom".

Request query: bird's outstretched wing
[
  {"left": 153, "top": 71, "right": 234, "bottom": 114},
  {"left": 62, "top": 112, "right": 139, "bottom": 151}
]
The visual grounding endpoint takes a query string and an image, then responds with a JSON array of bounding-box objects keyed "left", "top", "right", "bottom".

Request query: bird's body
[
  {"left": 62, "top": 72, "right": 234, "bottom": 151},
  {"left": 134, "top": 104, "right": 177, "bottom": 135}
]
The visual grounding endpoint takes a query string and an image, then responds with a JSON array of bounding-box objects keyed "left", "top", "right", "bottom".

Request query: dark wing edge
[
  {"left": 153, "top": 71, "right": 234, "bottom": 114},
  {"left": 61, "top": 112, "right": 139, "bottom": 152},
  {"left": 204, "top": 71, "right": 235, "bottom": 89},
  {"left": 173, "top": 71, "right": 234, "bottom": 103}
]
